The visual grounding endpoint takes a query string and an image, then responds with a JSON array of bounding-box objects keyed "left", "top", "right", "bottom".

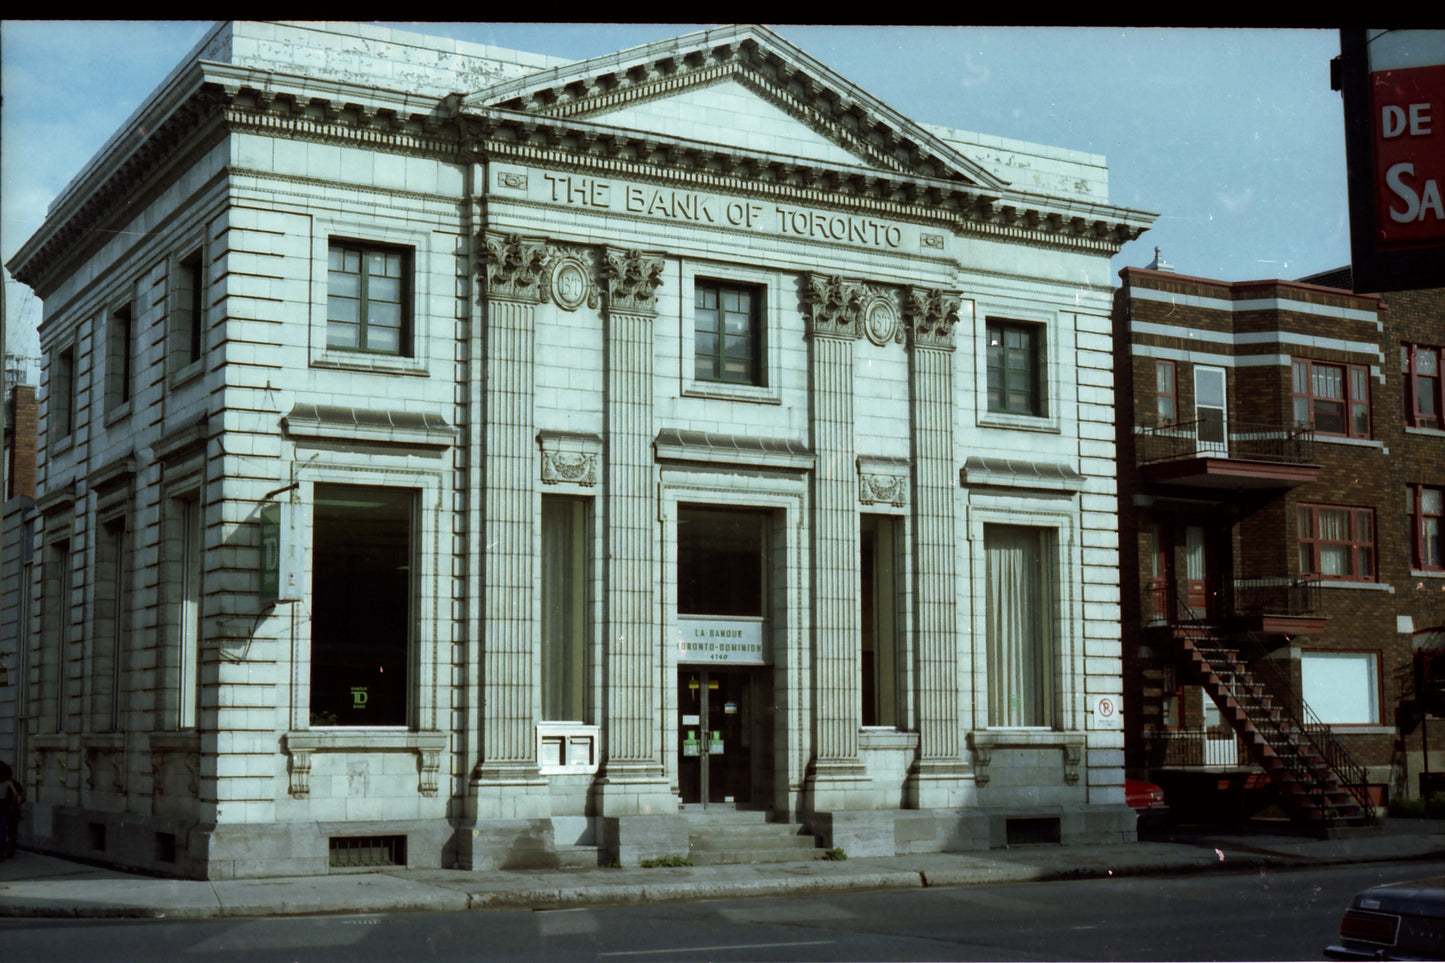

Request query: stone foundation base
[
  {"left": 810, "top": 803, "right": 1136, "bottom": 857},
  {"left": 599, "top": 813, "right": 688, "bottom": 866}
]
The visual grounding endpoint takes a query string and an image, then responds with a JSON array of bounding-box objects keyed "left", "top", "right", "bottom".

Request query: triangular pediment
[{"left": 462, "top": 24, "right": 1009, "bottom": 190}]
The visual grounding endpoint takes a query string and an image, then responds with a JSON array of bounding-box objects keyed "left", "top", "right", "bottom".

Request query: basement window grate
[
  {"left": 155, "top": 832, "right": 177, "bottom": 864},
  {"left": 1006, "top": 817, "right": 1061, "bottom": 846},
  {"left": 328, "top": 834, "right": 406, "bottom": 869}
]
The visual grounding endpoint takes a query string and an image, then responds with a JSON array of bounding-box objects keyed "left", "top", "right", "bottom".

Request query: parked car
[
  {"left": 1325, "top": 875, "right": 1445, "bottom": 961},
  {"left": 1125, "top": 778, "right": 1169, "bottom": 830}
]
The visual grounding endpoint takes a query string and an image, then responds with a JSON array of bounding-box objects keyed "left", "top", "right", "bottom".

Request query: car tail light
[{"left": 1339, "top": 909, "right": 1399, "bottom": 945}]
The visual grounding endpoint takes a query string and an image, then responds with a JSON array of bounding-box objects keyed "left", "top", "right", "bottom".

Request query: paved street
[{"left": 1, "top": 860, "right": 1432, "bottom": 962}]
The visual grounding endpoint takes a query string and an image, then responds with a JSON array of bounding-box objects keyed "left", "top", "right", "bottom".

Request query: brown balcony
[
  {"left": 1147, "top": 576, "right": 1326, "bottom": 636},
  {"left": 1135, "top": 420, "right": 1321, "bottom": 489}
]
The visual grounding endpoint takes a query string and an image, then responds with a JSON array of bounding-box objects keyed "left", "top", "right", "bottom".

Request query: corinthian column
[
  {"left": 903, "top": 287, "right": 969, "bottom": 808},
  {"left": 802, "top": 274, "right": 869, "bottom": 810},
  {"left": 472, "top": 233, "right": 548, "bottom": 813},
  {"left": 592, "top": 248, "right": 675, "bottom": 817}
]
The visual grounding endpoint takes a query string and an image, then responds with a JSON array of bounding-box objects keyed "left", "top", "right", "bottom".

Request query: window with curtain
[
  {"left": 541, "top": 496, "right": 588, "bottom": 721},
  {"left": 1298, "top": 503, "right": 1375, "bottom": 580},
  {"left": 986, "top": 525, "right": 1055, "bottom": 728}
]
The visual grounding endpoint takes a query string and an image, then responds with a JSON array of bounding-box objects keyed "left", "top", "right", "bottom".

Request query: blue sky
[{"left": 1, "top": 23, "right": 1351, "bottom": 365}]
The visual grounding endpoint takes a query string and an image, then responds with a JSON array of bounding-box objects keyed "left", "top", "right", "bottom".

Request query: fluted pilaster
[
  {"left": 802, "top": 275, "right": 868, "bottom": 803},
  {"left": 593, "top": 248, "right": 673, "bottom": 813},
  {"left": 904, "top": 287, "right": 969, "bottom": 807},
  {"left": 475, "top": 234, "right": 547, "bottom": 791}
]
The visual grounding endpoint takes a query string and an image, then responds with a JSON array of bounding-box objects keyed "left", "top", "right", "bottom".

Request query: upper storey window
[
  {"left": 1292, "top": 359, "right": 1370, "bottom": 439},
  {"left": 986, "top": 320, "right": 1044, "bottom": 417},
  {"left": 327, "top": 241, "right": 410, "bottom": 356},
  {"left": 694, "top": 281, "right": 762, "bottom": 386},
  {"left": 1402, "top": 343, "right": 1442, "bottom": 430}
]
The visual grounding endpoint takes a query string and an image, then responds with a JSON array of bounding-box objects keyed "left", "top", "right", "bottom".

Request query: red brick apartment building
[{"left": 1114, "top": 264, "right": 1444, "bottom": 830}]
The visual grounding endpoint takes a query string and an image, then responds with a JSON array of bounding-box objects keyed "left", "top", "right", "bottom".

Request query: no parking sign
[{"left": 1090, "top": 694, "right": 1123, "bottom": 730}]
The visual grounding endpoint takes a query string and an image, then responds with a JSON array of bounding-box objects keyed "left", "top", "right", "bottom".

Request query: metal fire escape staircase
[{"left": 1173, "top": 619, "right": 1375, "bottom": 833}]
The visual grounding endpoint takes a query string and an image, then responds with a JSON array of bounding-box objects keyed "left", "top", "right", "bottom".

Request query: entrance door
[
  {"left": 1185, "top": 525, "right": 1211, "bottom": 616},
  {"left": 1148, "top": 523, "right": 1173, "bottom": 622},
  {"left": 678, "top": 669, "right": 753, "bottom": 807}
]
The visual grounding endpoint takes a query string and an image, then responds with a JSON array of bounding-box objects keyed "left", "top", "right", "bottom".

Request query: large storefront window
[
  {"left": 677, "top": 508, "right": 766, "bottom": 617},
  {"left": 311, "top": 485, "right": 413, "bottom": 727}
]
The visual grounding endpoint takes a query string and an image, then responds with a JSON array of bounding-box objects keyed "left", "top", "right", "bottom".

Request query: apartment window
[
  {"left": 1298, "top": 504, "right": 1375, "bottom": 581},
  {"left": 1292, "top": 359, "right": 1370, "bottom": 438},
  {"left": 541, "top": 496, "right": 587, "bottom": 722},
  {"left": 51, "top": 346, "right": 75, "bottom": 438},
  {"left": 986, "top": 320, "right": 1044, "bottom": 416},
  {"left": 1301, "top": 651, "right": 1379, "bottom": 725},
  {"left": 311, "top": 485, "right": 413, "bottom": 726},
  {"left": 1408, "top": 485, "right": 1444, "bottom": 572},
  {"left": 861, "top": 515, "right": 899, "bottom": 728},
  {"left": 106, "top": 303, "right": 133, "bottom": 411},
  {"left": 694, "top": 281, "right": 762, "bottom": 385},
  {"left": 986, "top": 525, "right": 1055, "bottom": 727},
  {"left": 176, "top": 249, "right": 205, "bottom": 369},
  {"left": 1155, "top": 360, "right": 1177, "bottom": 426},
  {"left": 327, "top": 241, "right": 410, "bottom": 356},
  {"left": 1402, "top": 343, "right": 1442, "bottom": 429}
]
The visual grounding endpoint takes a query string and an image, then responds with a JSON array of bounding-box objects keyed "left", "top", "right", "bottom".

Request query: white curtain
[{"left": 987, "top": 526, "right": 1053, "bottom": 727}]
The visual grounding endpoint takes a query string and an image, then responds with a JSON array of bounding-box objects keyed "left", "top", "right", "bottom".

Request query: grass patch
[
  {"left": 639, "top": 855, "right": 693, "bottom": 868},
  {"left": 820, "top": 847, "right": 847, "bottom": 861}
]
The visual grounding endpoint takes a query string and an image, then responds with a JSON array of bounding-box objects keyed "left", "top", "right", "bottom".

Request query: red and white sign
[
  {"left": 1090, "top": 694, "right": 1123, "bottom": 730},
  {"left": 1372, "top": 62, "right": 1445, "bottom": 248}
]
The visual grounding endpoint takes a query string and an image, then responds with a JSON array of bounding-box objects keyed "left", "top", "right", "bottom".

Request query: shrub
[
  {"left": 1387, "top": 791, "right": 1445, "bottom": 819},
  {"left": 639, "top": 855, "right": 693, "bottom": 868},
  {"left": 821, "top": 847, "right": 847, "bottom": 861}
]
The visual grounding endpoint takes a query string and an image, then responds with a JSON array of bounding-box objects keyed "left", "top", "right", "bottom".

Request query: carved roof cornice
[
  {"left": 465, "top": 25, "right": 1004, "bottom": 190},
  {"left": 8, "top": 62, "right": 464, "bottom": 297},
  {"left": 8, "top": 64, "right": 228, "bottom": 296},
  {"left": 464, "top": 106, "right": 1150, "bottom": 255}
]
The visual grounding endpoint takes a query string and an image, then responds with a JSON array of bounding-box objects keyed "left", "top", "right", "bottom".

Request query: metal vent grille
[{"left": 328, "top": 834, "right": 406, "bottom": 869}]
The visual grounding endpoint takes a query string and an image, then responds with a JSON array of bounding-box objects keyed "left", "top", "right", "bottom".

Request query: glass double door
[{"left": 677, "top": 668, "right": 753, "bottom": 807}]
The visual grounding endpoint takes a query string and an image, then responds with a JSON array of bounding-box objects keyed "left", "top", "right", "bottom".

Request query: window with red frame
[
  {"left": 1292, "top": 359, "right": 1371, "bottom": 438},
  {"left": 1298, "top": 504, "right": 1375, "bottom": 580},
  {"left": 1408, "top": 485, "right": 1444, "bottom": 571},
  {"left": 1155, "top": 360, "right": 1176, "bottom": 426},
  {"left": 1402, "top": 343, "right": 1442, "bottom": 430}
]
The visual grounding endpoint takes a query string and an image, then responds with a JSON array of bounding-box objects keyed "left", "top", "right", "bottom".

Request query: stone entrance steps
[{"left": 683, "top": 809, "right": 823, "bottom": 865}]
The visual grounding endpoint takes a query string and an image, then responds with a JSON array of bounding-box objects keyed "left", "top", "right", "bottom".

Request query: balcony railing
[
  {"left": 1142, "top": 728, "right": 1246, "bottom": 768},
  {"left": 1135, "top": 420, "right": 1316, "bottom": 467},
  {"left": 1148, "top": 577, "right": 1324, "bottom": 625}
]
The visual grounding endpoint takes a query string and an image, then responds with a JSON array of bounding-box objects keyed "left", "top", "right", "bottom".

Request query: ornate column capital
[
  {"left": 905, "top": 287, "right": 962, "bottom": 350},
  {"left": 602, "top": 248, "right": 665, "bottom": 318},
  {"left": 479, "top": 233, "right": 549, "bottom": 303},
  {"left": 803, "top": 273, "right": 865, "bottom": 340}
]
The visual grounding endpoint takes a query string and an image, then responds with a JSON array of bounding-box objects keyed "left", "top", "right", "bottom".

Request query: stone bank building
[{"left": 5, "top": 22, "right": 1153, "bottom": 878}]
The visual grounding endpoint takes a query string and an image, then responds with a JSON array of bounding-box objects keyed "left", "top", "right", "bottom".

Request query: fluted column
[
  {"left": 593, "top": 247, "right": 674, "bottom": 815},
  {"left": 903, "top": 287, "right": 969, "bottom": 808},
  {"left": 802, "top": 274, "right": 869, "bottom": 809},
  {"left": 473, "top": 233, "right": 548, "bottom": 809}
]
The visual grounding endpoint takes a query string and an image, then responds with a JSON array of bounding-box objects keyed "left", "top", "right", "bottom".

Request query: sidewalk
[{"left": 1, "top": 820, "right": 1440, "bottom": 920}]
